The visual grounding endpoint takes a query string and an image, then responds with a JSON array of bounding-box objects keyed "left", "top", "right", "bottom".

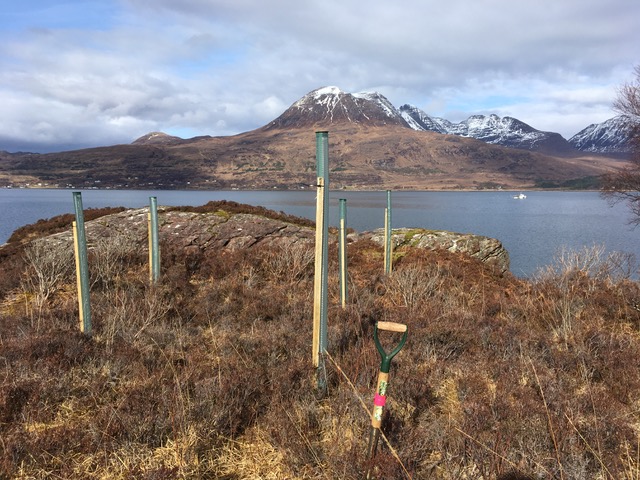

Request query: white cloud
[{"left": 1, "top": 0, "right": 639, "bottom": 151}]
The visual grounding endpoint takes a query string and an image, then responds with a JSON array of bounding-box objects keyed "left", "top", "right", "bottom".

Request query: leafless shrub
[
  {"left": 20, "top": 239, "right": 74, "bottom": 323},
  {"left": 96, "top": 284, "right": 174, "bottom": 352},
  {"left": 536, "top": 244, "right": 637, "bottom": 285},
  {"left": 384, "top": 262, "right": 443, "bottom": 311},
  {"left": 89, "top": 229, "right": 140, "bottom": 289},
  {"left": 532, "top": 244, "right": 638, "bottom": 343},
  {"left": 597, "top": 250, "right": 637, "bottom": 282},
  {"left": 261, "top": 240, "right": 315, "bottom": 284}
]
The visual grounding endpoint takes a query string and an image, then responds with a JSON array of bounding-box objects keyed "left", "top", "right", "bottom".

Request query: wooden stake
[
  {"left": 72, "top": 221, "right": 85, "bottom": 332},
  {"left": 312, "top": 176, "right": 325, "bottom": 367}
]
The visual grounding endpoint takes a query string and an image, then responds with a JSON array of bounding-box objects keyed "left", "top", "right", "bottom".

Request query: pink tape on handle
[{"left": 374, "top": 394, "right": 387, "bottom": 407}]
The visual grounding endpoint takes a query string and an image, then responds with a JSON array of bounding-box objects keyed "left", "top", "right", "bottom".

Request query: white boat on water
[{"left": 513, "top": 193, "right": 527, "bottom": 199}]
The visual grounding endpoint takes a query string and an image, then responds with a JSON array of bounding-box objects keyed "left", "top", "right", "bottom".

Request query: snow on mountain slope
[
  {"left": 267, "top": 86, "right": 409, "bottom": 129},
  {"left": 352, "top": 91, "right": 400, "bottom": 120},
  {"left": 399, "top": 104, "right": 450, "bottom": 133},
  {"left": 265, "top": 87, "right": 631, "bottom": 156},
  {"left": 568, "top": 116, "right": 632, "bottom": 154},
  {"left": 400, "top": 105, "right": 574, "bottom": 154}
]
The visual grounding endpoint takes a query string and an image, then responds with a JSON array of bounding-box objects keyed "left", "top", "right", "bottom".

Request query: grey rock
[
  {"left": 39, "top": 208, "right": 509, "bottom": 274},
  {"left": 362, "top": 227, "right": 510, "bottom": 275}
]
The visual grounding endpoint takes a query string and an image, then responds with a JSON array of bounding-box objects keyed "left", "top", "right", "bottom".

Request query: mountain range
[
  {"left": 0, "top": 86, "right": 632, "bottom": 190},
  {"left": 567, "top": 116, "right": 632, "bottom": 154},
  {"left": 400, "top": 106, "right": 577, "bottom": 155},
  {"left": 400, "top": 105, "right": 632, "bottom": 156},
  {"left": 265, "top": 86, "right": 631, "bottom": 155}
]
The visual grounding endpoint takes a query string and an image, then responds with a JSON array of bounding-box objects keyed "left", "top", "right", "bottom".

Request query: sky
[{"left": 1, "top": 0, "right": 639, "bottom": 153}]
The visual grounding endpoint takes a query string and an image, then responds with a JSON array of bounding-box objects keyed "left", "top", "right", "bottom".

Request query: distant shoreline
[{"left": 0, "top": 185, "right": 602, "bottom": 193}]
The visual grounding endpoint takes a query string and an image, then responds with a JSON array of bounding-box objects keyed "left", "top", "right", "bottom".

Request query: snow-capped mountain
[
  {"left": 5, "top": 85, "right": 626, "bottom": 191},
  {"left": 264, "top": 86, "right": 409, "bottom": 130},
  {"left": 400, "top": 105, "right": 574, "bottom": 154},
  {"left": 263, "top": 86, "right": 631, "bottom": 156},
  {"left": 399, "top": 104, "right": 451, "bottom": 133},
  {"left": 568, "top": 116, "right": 631, "bottom": 154}
]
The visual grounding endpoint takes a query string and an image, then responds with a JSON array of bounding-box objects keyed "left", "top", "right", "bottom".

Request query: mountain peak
[
  {"left": 265, "top": 87, "right": 409, "bottom": 130},
  {"left": 311, "top": 85, "right": 344, "bottom": 97},
  {"left": 132, "top": 132, "right": 183, "bottom": 146},
  {"left": 568, "top": 115, "right": 632, "bottom": 154}
]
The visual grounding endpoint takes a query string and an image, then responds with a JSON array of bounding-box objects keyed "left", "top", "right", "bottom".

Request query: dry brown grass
[{"left": 1, "top": 207, "right": 639, "bottom": 479}]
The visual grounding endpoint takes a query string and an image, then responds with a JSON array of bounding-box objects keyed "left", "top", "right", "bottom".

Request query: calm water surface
[{"left": 1, "top": 189, "right": 638, "bottom": 278}]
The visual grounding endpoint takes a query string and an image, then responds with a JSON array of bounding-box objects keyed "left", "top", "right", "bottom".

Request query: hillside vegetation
[
  {"left": 1, "top": 203, "right": 639, "bottom": 479},
  {"left": 0, "top": 125, "right": 626, "bottom": 191}
]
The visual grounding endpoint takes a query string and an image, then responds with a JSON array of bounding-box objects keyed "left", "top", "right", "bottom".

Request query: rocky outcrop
[
  {"left": 362, "top": 227, "right": 510, "bottom": 275},
  {"left": 44, "top": 207, "right": 316, "bottom": 254},
  {"left": 39, "top": 206, "right": 509, "bottom": 275}
]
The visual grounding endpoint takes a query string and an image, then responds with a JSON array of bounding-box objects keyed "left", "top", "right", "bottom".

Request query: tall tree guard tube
[
  {"left": 148, "top": 196, "right": 160, "bottom": 284},
  {"left": 72, "top": 192, "right": 92, "bottom": 336},
  {"left": 313, "top": 131, "right": 329, "bottom": 386},
  {"left": 339, "top": 198, "right": 348, "bottom": 308},
  {"left": 384, "top": 190, "right": 393, "bottom": 274}
]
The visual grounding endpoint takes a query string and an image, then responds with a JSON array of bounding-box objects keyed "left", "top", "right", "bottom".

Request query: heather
[{"left": 1, "top": 203, "right": 639, "bottom": 479}]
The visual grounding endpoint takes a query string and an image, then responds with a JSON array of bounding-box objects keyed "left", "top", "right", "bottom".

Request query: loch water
[{"left": 1, "top": 188, "right": 638, "bottom": 278}]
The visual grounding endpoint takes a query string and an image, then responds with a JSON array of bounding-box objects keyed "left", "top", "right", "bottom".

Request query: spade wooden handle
[{"left": 377, "top": 321, "right": 407, "bottom": 333}]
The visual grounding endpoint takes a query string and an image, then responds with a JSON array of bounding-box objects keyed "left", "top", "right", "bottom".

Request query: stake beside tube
[
  {"left": 72, "top": 192, "right": 92, "bottom": 336},
  {"left": 312, "top": 131, "right": 329, "bottom": 377}
]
